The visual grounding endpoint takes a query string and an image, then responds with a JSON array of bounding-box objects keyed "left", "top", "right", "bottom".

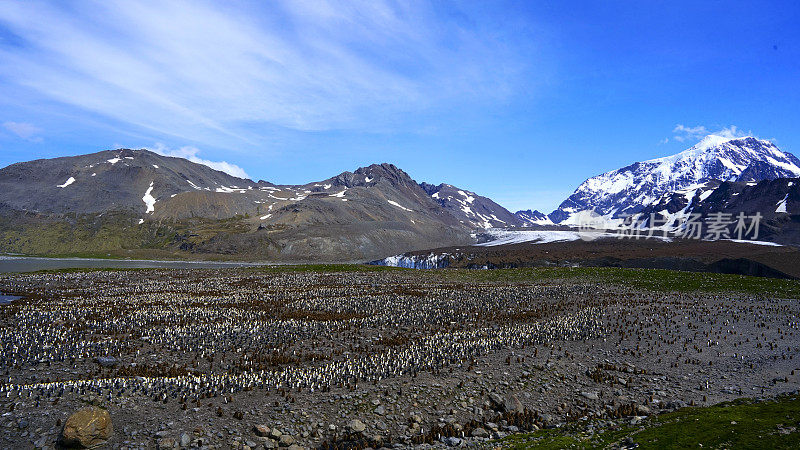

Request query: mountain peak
[
  {"left": 695, "top": 133, "right": 756, "bottom": 150},
  {"left": 549, "top": 134, "right": 800, "bottom": 224},
  {"left": 354, "top": 162, "right": 408, "bottom": 179},
  {"left": 324, "top": 162, "right": 416, "bottom": 189},
  {"left": 648, "top": 135, "right": 770, "bottom": 166}
]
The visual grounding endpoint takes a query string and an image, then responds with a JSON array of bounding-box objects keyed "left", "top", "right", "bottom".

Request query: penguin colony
[
  {"left": 0, "top": 270, "right": 602, "bottom": 405},
  {"left": 1, "top": 268, "right": 799, "bottom": 448}
]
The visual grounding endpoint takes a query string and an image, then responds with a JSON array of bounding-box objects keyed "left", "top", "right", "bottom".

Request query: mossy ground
[
  {"left": 0, "top": 211, "right": 257, "bottom": 259},
  {"left": 437, "top": 266, "right": 800, "bottom": 298},
  {"left": 498, "top": 394, "right": 800, "bottom": 449}
]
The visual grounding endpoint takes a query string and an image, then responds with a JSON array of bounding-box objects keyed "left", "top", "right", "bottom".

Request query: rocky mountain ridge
[
  {"left": 548, "top": 135, "right": 800, "bottom": 225},
  {"left": 0, "top": 149, "right": 517, "bottom": 261}
]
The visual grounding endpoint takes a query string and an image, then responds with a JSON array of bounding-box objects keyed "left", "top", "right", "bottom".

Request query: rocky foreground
[{"left": 0, "top": 267, "right": 798, "bottom": 448}]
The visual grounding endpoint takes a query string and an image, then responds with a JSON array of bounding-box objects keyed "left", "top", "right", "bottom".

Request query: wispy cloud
[
  {"left": 2, "top": 121, "right": 42, "bottom": 142},
  {"left": 672, "top": 124, "right": 708, "bottom": 142},
  {"left": 672, "top": 124, "right": 751, "bottom": 143},
  {"left": 714, "top": 125, "right": 751, "bottom": 140},
  {"left": 148, "top": 143, "right": 250, "bottom": 179},
  {"left": 0, "top": 1, "right": 533, "bottom": 148}
]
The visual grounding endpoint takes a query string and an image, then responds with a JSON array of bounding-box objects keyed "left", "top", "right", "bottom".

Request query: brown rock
[
  {"left": 278, "top": 434, "right": 296, "bottom": 447},
  {"left": 61, "top": 406, "right": 113, "bottom": 448},
  {"left": 253, "top": 424, "right": 271, "bottom": 437}
]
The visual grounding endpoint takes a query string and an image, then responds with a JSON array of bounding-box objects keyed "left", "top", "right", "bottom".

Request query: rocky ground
[{"left": 0, "top": 267, "right": 799, "bottom": 449}]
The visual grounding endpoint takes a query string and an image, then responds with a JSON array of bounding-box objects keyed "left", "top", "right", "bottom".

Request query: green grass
[
  {"left": 436, "top": 266, "right": 800, "bottom": 298},
  {"left": 499, "top": 394, "right": 800, "bottom": 449}
]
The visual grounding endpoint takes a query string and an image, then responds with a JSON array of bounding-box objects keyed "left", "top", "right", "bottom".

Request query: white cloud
[
  {"left": 672, "top": 124, "right": 708, "bottom": 142},
  {"left": 672, "top": 124, "right": 751, "bottom": 143},
  {"left": 148, "top": 143, "right": 250, "bottom": 179},
  {"left": 714, "top": 125, "right": 750, "bottom": 139},
  {"left": 0, "top": 1, "right": 534, "bottom": 146},
  {"left": 3, "top": 121, "right": 42, "bottom": 141}
]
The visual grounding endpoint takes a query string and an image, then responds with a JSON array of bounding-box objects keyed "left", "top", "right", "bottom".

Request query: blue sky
[{"left": 0, "top": 1, "right": 798, "bottom": 212}]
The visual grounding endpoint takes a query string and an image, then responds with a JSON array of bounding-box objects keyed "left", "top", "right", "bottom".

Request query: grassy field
[
  {"left": 248, "top": 265, "right": 800, "bottom": 299},
  {"left": 0, "top": 211, "right": 260, "bottom": 260},
  {"left": 499, "top": 394, "right": 800, "bottom": 449},
  {"left": 436, "top": 266, "right": 800, "bottom": 298}
]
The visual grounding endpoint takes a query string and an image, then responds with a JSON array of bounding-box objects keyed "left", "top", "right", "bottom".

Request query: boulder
[
  {"left": 253, "top": 424, "right": 271, "bottom": 437},
  {"left": 445, "top": 436, "right": 462, "bottom": 446},
  {"left": 581, "top": 391, "right": 599, "bottom": 401},
  {"left": 503, "top": 395, "right": 525, "bottom": 414},
  {"left": 179, "top": 432, "right": 192, "bottom": 447},
  {"left": 471, "top": 427, "right": 489, "bottom": 438},
  {"left": 278, "top": 434, "right": 295, "bottom": 447},
  {"left": 488, "top": 393, "right": 505, "bottom": 411},
  {"left": 60, "top": 406, "right": 113, "bottom": 448},
  {"left": 347, "top": 419, "right": 366, "bottom": 434},
  {"left": 489, "top": 392, "right": 525, "bottom": 413}
]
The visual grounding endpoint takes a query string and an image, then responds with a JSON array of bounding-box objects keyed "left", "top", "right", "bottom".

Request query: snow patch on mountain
[
  {"left": 142, "top": 182, "right": 156, "bottom": 214},
  {"left": 387, "top": 200, "right": 412, "bottom": 211},
  {"left": 215, "top": 186, "right": 247, "bottom": 193},
  {"left": 57, "top": 177, "right": 76, "bottom": 188},
  {"left": 776, "top": 194, "right": 789, "bottom": 213}
]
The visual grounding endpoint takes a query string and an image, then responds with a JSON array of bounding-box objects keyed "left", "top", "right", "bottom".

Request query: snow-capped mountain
[
  {"left": 419, "top": 183, "right": 522, "bottom": 228},
  {"left": 636, "top": 177, "right": 799, "bottom": 246},
  {"left": 549, "top": 135, "right": 800, "bottom": 224},
  {"left": 514, "top": 209, "right": 553, "bottom": 226}
]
